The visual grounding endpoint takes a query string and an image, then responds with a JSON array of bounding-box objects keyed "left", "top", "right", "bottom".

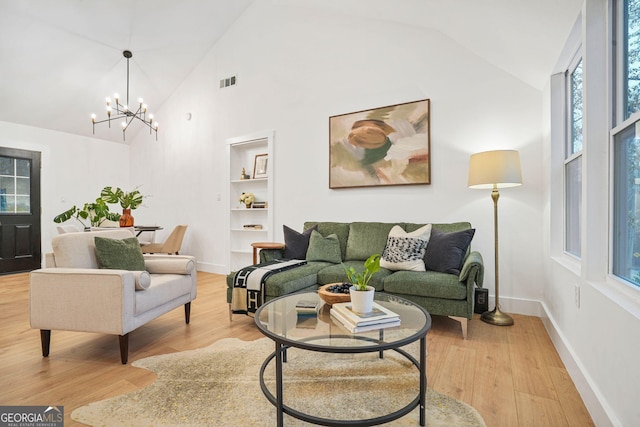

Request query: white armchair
[{"left": 30, "top": 229, "right": 197, "bottom": 364}]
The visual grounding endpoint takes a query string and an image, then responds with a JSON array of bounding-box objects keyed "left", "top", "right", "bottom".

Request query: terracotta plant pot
[{"left": 120, "top": 208, "right": 134, "bottom": 227}]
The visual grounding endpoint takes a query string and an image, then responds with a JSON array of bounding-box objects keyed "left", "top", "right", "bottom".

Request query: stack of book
[{"left": 330, "top": 301, "right": 400, "bottom": 333}]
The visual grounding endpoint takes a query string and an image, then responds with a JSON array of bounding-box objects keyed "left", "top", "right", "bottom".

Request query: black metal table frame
[{"left": 255, "top": 295, "right": 429, "bottom": 427}]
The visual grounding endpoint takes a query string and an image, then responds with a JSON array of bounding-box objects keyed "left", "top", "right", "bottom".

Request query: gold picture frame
[
  {"left": 329, "top": 99, "right": 431, "bottom": 188},
  {"left": 253, "top": 153, "right": 268, "bottom": 179}
]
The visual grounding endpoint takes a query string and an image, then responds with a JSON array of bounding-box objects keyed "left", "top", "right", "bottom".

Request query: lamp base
[{"left": 481, "top": 307, "right": 514, "bottom": 326}]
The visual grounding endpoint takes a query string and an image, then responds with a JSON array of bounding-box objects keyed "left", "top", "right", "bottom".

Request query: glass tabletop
[{"left": 254, "top": 292, "right": 432, "bottom": 353}]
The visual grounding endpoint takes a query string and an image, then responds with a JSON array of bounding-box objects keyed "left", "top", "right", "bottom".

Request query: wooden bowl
[{"left": 318, "top": 283, "right": 351, "bottom": 305}]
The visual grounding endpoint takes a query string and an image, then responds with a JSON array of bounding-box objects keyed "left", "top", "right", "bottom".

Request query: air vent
[{"left": 219, "top": 75, "right": 237, "bottom": 89}]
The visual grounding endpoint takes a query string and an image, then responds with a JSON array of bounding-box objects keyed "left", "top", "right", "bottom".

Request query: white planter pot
[{"left": 349, "top": 285, "right": 375, "bottom": 314}]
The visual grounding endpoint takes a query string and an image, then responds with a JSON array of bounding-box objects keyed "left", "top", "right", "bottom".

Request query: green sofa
[{"left": 227, "top": 221, "right": 484, "bottom": 338}]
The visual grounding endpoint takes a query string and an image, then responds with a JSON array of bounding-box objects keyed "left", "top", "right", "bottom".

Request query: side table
[{"left": 251, "top": 242, "right": 285, "bottom": 264}]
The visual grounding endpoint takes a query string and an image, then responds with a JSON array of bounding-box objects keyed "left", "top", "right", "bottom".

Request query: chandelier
[{"left": 91, "top": 50, "right": 158, "bottom": 141}]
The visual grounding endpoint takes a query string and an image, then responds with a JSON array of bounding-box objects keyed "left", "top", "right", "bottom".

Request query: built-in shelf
[{"left": 227, "top": 131, "right": 274, "bottom": 272}]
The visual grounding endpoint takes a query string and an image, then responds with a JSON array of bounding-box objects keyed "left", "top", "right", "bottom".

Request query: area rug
[{"left": 72, "top": 337, "right": 485, "bottom": 426}]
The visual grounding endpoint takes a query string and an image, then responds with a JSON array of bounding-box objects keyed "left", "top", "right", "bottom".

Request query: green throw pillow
[
  {"left": 306, "top": 230, "right": 342, "bottom": 263},
  {"left": 94, "top": 236, "right": 146, "bottom": 271}
]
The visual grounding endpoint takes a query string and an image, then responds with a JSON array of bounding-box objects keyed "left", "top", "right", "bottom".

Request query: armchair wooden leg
[
  {"left": 119, "top": 334, "right": 129, "bottom": 364},
  {"left": 40, "top": 330, "right": 51, "bottom": 357},
  {"left": 449, "top": 316, "right": 468, "bottom": 339},
  {"left": 184, "top": 302, "right": 191, "bottom": 324}
]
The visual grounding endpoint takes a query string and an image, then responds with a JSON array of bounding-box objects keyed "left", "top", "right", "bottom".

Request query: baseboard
[
  {"left": 487, "top": 295, "right": 543, "bottom": 317},
  {"left": 539, "top": 301, "right": 617, "bottom": 427},
  {"left": 196, "top": 262, "right": 228, "bottom": 275}
]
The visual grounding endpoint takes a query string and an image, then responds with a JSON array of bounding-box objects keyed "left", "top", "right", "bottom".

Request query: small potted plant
[
  {"left": 343, "top": 253, "right": 381, "bottom": 313},
  {"left": 239, "top": 192, "right": 255, "bottom": 209}
]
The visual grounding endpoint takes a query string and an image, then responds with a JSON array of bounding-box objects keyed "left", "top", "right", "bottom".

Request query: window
[
  {"left": 565, "top": 55, "right": 583, "bottom": 258},
  {"left": 0, "top": 156, "right": 31, "bottom": 214},
  {"left": 612, "top": 119, "right": 640, "bottom": 287},
  {"left": 611, "top": 0, "right": 640, "bottom": 287}
]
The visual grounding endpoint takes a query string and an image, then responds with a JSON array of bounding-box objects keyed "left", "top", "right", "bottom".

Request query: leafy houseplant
[
  {"left": 343, "top": 253, "right": 381, "bottom": 291},
  {"left": 343, "top": 253, "right": 381, "bottom": 313},
  {"left": 100, "top": 186, "right": 144, "bottom": 210},
  {"left": 54, "top": 198, "right": 121, "bottom": 228},
  {"left": 100, "top": 186, "right": 144, "bottom": 227}
]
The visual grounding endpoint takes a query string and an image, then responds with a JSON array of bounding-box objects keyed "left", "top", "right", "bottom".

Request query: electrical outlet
[{"left": 574, "top": 284, "right": 580, "bottom": 308}]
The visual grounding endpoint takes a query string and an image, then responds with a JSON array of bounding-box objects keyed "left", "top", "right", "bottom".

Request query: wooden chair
[{"left": 141, "top": 225, "right": 188, "bottom": 255}]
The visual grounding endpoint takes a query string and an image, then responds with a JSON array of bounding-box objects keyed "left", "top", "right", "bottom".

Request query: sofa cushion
[
  {"left": 383, "top": 270, "right": 467, "bottom": 300},
  {"left": 380, "top": 224, "right": 431, "bottom": 271},
  {"left": 424, "top": 228, "right": 475, "bottom": 275},
  {"left": 94, "top": 236, "right": 146, "bottom": 271},
  {"left": 264, "top": 262, "right": 331, "bottom": 297},
  {"left": 144, "top": 257, "right": 195, "bottom": 274},
  {"left": 405, "top": 222, "right": 471, "bottom": 234},
  {"left": 345, "top": 222, "right": 397, "bottom": 261},
  {"left": 132, "top": 271, "right": 151, "bottom": 290},
  {"left": 51, "top": 229, "right": 135, "bottom": 268},
  {"left": 304, "top": 222, "right": 350, "bottom": 260},
  {"left": 316, "top": 262, "right": 391, "bottom": 291},
  {"left": 306, "top": 230, "right": 342, "bottom": 263},
  {"left": 283, "top": 224, "right": 317, "bottom": 259},
  {"left": 135, "top": 273, "right": 193, "bottom": 315}
]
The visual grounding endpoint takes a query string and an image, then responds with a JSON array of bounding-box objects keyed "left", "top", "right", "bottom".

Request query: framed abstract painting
[{"left": 329, "top": 99, "right": 431, "bottom": 189}]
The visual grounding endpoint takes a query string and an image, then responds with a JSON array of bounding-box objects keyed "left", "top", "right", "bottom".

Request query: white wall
[
  {"left": 0, "top": 121, "right": 130, "bottom": 255},
  {"left": 541, "top": 1, "right": 640, "bottom": 426},
  {"left": 130, "top": 0, "right": 545, "bottom": 310}
]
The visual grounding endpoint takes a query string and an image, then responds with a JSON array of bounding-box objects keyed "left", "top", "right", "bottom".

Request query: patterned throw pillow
[{"left": 380, "top": 224, "right": 432, "bottom": 271}]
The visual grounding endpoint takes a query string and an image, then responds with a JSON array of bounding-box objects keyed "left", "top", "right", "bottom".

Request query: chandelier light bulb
[
  {"left": 142, "top": 104, "right": 148, "bottom": 113},
  {"left": 105, "top": 97, "right": 111, "bottom": 105},
  {"left": 121, "top": 121, "right": 127, "bottom": 129},
  {"left": 149, "top": 114, "right": 154, "bottom": 122},
  {"left": 114, "top": 93, "right": 119, "bottom": 102},
  {"left": 138, "top": 98, "right": 143, "bottom": 105},
  {"left": 91, "top": 114, "right": 96, "bottom": 123},
  {"left": 153, "top": 122, "right": 158, "bottom": 130}
]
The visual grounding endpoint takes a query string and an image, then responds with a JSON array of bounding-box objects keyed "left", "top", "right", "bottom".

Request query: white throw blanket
[{"left": 231, "top": 259, "right": 307, "bottom": 316}]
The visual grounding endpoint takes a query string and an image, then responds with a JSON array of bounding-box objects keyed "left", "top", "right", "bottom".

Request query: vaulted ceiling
[{"left": 0, "top": 0, "right": 581, "bottom": 143}]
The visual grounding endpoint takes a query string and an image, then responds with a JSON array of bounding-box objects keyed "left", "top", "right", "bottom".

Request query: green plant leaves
[{"left": 342, "top": 253, "right": 381, "bottom": 291}]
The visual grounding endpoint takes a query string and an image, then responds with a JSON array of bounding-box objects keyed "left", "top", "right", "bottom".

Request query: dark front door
[{"left": 0, "top": 147, "right": 41, "bottom": 273}]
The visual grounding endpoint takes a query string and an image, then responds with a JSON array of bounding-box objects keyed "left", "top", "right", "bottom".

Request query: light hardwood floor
[{"left": 0, "top": 271, "right": 594, "bottom": 426}]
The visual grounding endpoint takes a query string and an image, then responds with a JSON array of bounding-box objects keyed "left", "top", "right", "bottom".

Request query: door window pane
[
  {"left": 16, "top": 159, "right": 30, "bottom": 177},
  {"left": 0, "top": 157, "right": 12, "bottom": 175},
  {"left": 0, "top": 177, "right": 15, "bottom": 194}
]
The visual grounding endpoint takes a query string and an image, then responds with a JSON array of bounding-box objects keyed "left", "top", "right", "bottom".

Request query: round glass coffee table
[{"left": 254, "top": 291, "right": 432, "bottom": 426}]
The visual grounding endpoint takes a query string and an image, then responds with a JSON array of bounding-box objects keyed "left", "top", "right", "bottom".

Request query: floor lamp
[{"left": 468, "top": 150, "right": 522, "bottom": 326}]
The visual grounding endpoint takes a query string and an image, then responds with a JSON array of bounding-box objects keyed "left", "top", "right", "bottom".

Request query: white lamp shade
[{"left": 468, "top": 149, "right": 523, "bottom": 189}]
